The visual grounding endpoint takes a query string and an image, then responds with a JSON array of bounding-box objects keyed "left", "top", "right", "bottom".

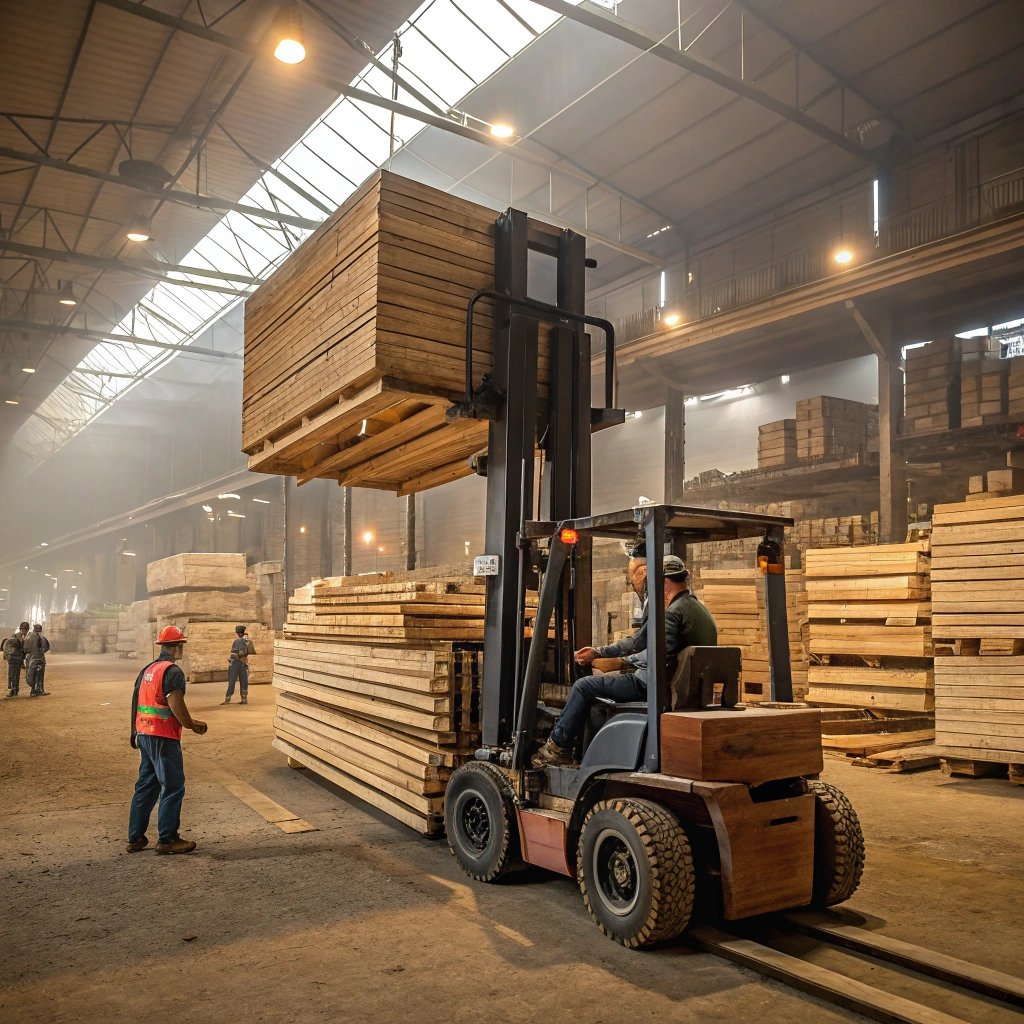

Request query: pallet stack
[
  {"left": 960, "top": 338, "right": 1008, "bottom": 427},
  {"left": 795, "top": 396, "right": 878, "bottom": 462},
  {"left": 81, "top": 619, "right": 117, "bottom": 654},
  {"left": 805, "top": 542, "right": 934, "bottom": 712},
  {"left": 48, "top": 612, "right": 85, "bottom": 652},
  {"left": 147, "top": 553, "right": 268, "bottom": 685},
  {"left": 243, "top": 170, "right": 553, "bottom": 495},
  {"left": 272, "top": 573, "right": 497, "bottom": 834},
  {"left": 696, "top": 569, "right": 808, "bottom": 702},
  {"left": 757, "top": 419, "right": 797, "bottom": 468},
  {"left": 902, "top": 339, "right": 957, "bottom": 433},
  {"left": 931, "top": 494, "right": 1024, "bottom": 779},
  {"left": 114, "top": 600, "right": 153, "bottom": 658}
]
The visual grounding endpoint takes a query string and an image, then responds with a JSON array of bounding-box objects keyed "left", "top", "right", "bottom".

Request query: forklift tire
[
  {"left": 577, "top": 798, "right": 695, "bottom": 949},
  {"left": 445, "top": 762, "right": 521, "bottom": 882},
  {"left": 807, "top": 780, "right": 866, "bottom": 907}
]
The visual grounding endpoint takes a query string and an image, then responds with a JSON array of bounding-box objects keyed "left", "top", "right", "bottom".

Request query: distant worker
[
  {"left": 24, "top": 623, "right": 50, "bottom": 697},
  {"left": 127, "top": 625, "right": 208, "bottom": 855},
  {"left": 3, "top": 621, "right": 30, "bottom": 697},
  {"left": 222, "top": 625, "right": 256, "bottom": 705},
  {"left": 532, "top": 555, "right": 718, "bottom": 768}
]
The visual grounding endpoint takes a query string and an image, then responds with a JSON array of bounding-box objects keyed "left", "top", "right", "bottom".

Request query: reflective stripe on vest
[{"left": 135, "top": 660, "right": 182, "bottom": 741}]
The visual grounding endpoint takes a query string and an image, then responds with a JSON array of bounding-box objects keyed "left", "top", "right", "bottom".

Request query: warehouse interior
[{"left": 1, "top": 1, "right": 1023, "bottom": 1021}]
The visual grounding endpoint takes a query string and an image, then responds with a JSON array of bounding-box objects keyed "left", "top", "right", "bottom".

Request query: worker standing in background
[
  {"left": 127, "top": 625, "right": 207, "bottom": 856},
  {"left": 3, "top": 621, "right": 30, "bottom": 697},
  {"left": 222, "top": 624, "right": 255, "bottom": 705},
  {"left": 532, "top": 555, "right": 718, "bottom": 768},
  {"left": 24, "top": 623, "right": 50, "bottom": 697}
]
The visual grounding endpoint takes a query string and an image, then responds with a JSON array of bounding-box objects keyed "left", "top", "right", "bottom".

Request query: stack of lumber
[
  {"left": 696, "top": 569, "right": 807, "bottom": 702},
  {"left": 903, "top": 339, "right": 957, "bottom": 433},
  {"left": 796, "top": 396, "right": 877, "bottom": 461},
  {"left": 147, "top": 553, "right": 268, "bottom": 685},
  {"left": 243, "top": 170, "right": 553, "bottom": 495},
  {"left": 757, "top": 419, "right": 797, "bottom": 468},
  {"left": 960, "top": 342, "right": 1008, "bottom": 427},
  {"left": 967, "top": 451, "right": 1024, "bottom": 501},
  {"left": 1009, "top": 356, "right": 1024, "bottom": 418},
  {"left": 931, "top": 494, "right": 1024, "bottom": 772},
  {"left": 273, "top": 573, "right": 503, "bottom": 834},
  {"left": 806, "top": 542, "right": 934, "bottom": 713},
  {"left": 794, "top": 512, "right": 878, "bottom": 550},
  {"left": 81, "top": 619, "right": 116, "bottom": 655},
  {"left": 114, "top": 600, "right": 153, "bottom": 658},
  {"left": 48, "top": 611, "right": 85, "bottom": 652}
]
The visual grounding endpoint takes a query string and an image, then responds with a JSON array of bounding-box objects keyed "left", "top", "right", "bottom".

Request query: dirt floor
[{"left": 1, "top": 653, "right": 1022, "bottom": 1024}]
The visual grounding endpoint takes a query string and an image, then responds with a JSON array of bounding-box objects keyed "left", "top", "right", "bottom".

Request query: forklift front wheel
[
  {"left": 444, "top": 762, "right": 522, "bottom": 882},
  {"left": 807, "top": 780, "right": 866, "bottom": 907},
  {"left": 577, "top": 798, "right": 695, "bottom": 948}
]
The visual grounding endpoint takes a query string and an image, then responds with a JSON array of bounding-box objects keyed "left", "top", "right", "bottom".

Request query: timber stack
[
  {"left": 805, "top": 542, "right": 934, "bottom": 713},
  {"left": 902, "top": 338, "right": 957, "bottom": 433},
  {"left": 114, "top": 600, "right": 153, "bottom": 659},
  {"left": 796, "top": 395, "right": 878, "bottom": 462},
  {"left": 696, "top": 568, "right": 808, "bottom": 702},
  {"left": 272, "top": 572, "right": 496, "bottom": 835},
  {"left": 146, "top": 553, "right": 273, "bottom": 685},
  {"left": 756, "top": 419, "right": 797, "bottom": 469},
  {"left": 242, "top": 170, "right": 552, "bottom": 495},
  {"left": 960, "top": 336, "right": 1008, "bottom": 427},
  {"left": 931, "top": 493, "right": 1024, "bottom": 782}
]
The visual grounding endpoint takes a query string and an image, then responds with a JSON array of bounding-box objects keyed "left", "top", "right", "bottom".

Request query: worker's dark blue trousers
[
  {"left": 128, "top": 735, "right": 186, "bottom": 844},
  {"left": 26, "top": 660, "right": 45, "bottom": 695},
  {"left": 7, "top": 658, "right": 23, "bottom": 694},
  {"left": 550, "top": 671, "right": 646, "bottom": 748},
  {"left": 225, "top": 659, "right": 249, "bottom": 699}
]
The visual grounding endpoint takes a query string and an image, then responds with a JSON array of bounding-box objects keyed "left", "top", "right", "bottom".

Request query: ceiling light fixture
[
  {"left": 274, "top": 3, "right": 306, "bottom": 64},
  {"left": 126, "top": 215, "right": 152, "bottom": 243},
  {"left": 489, "top": 122, "right": 514, "bottom": 139},
  {"left": 201, "top": 504, "right": 213, "bottom": 513},
  {"left": 663, "top": 313, "right": 681, "bottom": 327},
  {"left": 22, "top": 366, "right": 36, "bottom": 374},
  {"left": 5, "top": 399, "right": 19, "bottom": 405},
  {"left": 833, "top": 247, "right": 854, "bottom": 265},
  {"left": 217, "top": 493, "right": 240, "bottom": 500},
  {"left": 252, "top": 498, "right": 271, "bottom": 504},
  {"left": 58, "top": 280, "right": 77, "bottom": 306}
]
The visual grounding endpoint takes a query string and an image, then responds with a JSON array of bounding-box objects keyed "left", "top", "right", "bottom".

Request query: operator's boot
[
  {"left": 155, "top": 837, "right": 197, "bottom": 855},
  {"left": 531, "top": 737, "right": 575, "bottom": 769},
  {"left": 126, "top": 836, "right": 149, "bottom": 853}
]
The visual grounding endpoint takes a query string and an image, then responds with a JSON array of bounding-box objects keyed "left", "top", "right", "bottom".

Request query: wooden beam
[
  {"left": 845, "top": 299, "right": 887, "bottom": 359},
  {"left": 874, "top": 308, "right": 908, "bottom": 543},
  {"left": 664, "top": 385, "right": 686, "bottom": 504}
]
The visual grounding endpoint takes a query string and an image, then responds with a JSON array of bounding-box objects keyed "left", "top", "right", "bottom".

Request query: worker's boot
[
  {"left": 126, "top": 836, "right": 149, "bottom": 853},
  {"left": 531, "top": 737, "right": 575, "bottom": 769},
  {"left": 240, "top": 696, "right": 248, "bottom": 705},
  {"left": 155, "top": 838, "right": 197, "bottom": 855}
]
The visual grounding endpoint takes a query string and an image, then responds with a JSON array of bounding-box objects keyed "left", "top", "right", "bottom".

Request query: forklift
[{"left": 443, "top": 208, "right": 865, "bottom": 948}]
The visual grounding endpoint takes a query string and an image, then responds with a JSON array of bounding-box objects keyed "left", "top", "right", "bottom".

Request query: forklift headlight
[{"left": 559, "top": 528, "right": 579, "bottom": 544}]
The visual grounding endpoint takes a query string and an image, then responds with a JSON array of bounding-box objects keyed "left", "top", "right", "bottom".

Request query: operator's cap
[
  {"left": 32, "top": 623, "right": 42, "bottom": 631},
  {"left": 662, "top": 555, "right": 689, "bottom": 580},
  {"left": 235, "top": 624, "right": 246, "bottom": 635}
]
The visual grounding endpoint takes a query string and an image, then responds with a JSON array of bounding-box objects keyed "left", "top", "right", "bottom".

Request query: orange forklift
[{"left": 443, "top": 208, "right": 865, "bottom": 947}]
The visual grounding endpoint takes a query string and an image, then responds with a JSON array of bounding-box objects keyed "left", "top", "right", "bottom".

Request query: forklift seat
[{"left": 671, "top": 646, "right": 741, "bottom": 710}]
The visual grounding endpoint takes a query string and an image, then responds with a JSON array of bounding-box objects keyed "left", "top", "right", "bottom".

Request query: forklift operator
[{"left": 532, "top": 555, "right": 718, "bottom": 768}]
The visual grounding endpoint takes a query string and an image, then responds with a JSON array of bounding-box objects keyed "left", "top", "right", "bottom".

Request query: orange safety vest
[{"left": 135, "top": 660, "right": 182, "bottom": 741}]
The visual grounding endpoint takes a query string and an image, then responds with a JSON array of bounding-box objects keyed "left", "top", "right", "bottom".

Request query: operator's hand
[
  {"left": 574, "top": 646, "right": 598, "bottom": 666},
  {"left": 191, "top": 720, "right": 208, "bottom": 735}
]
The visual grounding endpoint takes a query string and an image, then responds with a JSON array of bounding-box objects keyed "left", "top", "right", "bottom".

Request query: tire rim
[
  {"left": 592, "top": 828, "right": 639, "bottom": 916},
  {"left": 455, "top": 790, "right": 491, "bottom": 854}
]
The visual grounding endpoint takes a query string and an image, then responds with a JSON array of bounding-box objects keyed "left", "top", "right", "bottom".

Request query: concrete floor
[{"left": 1, "top": 653, "right": 1021, "bottom": 1024}]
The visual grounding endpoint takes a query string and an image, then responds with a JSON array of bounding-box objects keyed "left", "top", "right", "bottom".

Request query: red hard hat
[{"left": 157, "top": 625, "right": 187, "bottom": 645}]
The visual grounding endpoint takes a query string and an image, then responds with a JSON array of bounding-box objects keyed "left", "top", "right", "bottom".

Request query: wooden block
[
  {"left": 659, "top": 707, "right": 823, "bottom": 785},
  {"left": 147, "top": 553, "right": 249, "bottom": 594}
]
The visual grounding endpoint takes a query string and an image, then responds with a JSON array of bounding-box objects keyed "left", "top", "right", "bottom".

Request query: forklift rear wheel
[
  {"left": 445, "top": 762, "right": 521, "bottom": 882},
  {"left": 808, "top": 780, "right": 866, "bottom": 907},
  {"left": 577, "top": 798, "right": 695, "bottom": 948}
]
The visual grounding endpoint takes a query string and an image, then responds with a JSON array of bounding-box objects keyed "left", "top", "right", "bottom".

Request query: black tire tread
[
  {"left": 577, "top": 798, "right": 695, "bottom": 948},
  {"left": 808, "top": 780, "right": 866, "bottom": 907},
  {"left": 445, "top": 761, "right": 519, "bottom": 882}
]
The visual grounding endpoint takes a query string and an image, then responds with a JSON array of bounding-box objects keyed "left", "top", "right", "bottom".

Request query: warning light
[{"left": 559, "top": 528, "right": 579, "bottom": 544}]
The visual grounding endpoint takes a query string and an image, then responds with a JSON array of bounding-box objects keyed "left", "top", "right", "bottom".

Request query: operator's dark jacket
[{"left": 593, "top": 590, "right": 718, "bottom": 684}]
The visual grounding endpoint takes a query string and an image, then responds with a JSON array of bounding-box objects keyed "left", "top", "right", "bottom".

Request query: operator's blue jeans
[
  {"left": 551, "top": 671, "right": 646, "bottom": 748},
  {"left": 225, "top": 659, "right": 248, "bottom": 699},
  {"left": 128, "top": 735, "right": 186, "bottom": 844}
]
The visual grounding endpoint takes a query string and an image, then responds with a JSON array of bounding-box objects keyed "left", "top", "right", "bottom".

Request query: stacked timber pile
[
  {"left": 805, "top": 542, "right": 933, "bottom": 713},
  {"left": 757, "top": 419, "right": 797, "bottom": 469},
  {"left": 1009, "top": 357, "right": 1024, "bottom": 418},
  {"left": 243, "top": 170, "right": 552, "bottom": 495},
  {"left": 273, "top": 573, "right": 496, "bottom": 834},
  {"left": 48, "top": 612, "right": 85, "bottom": 652},
  {"left": 147, "top": 553, "right": 268, "bottom": 685},
  {"left": 967, "top": 451, "right": 1024, "bottom": 501},
  {"left": 794, "top": 512, "right": 878, "bottom": 550},
  {"left": 696, "top": 569, "right": 808, "bottom": 702},
  {"left": 931, "top": 494, "right": 1024, "bottom": 780},
  {"left": 960, "top": 338, "right": 1008, "bottom": 427},
  {"left": 81, "top": 619, "right": 117, "bottom": 655},
  {"left": 114, "top": 600, "right": 153, "bottom": 658},
  {"left": 903, "top": 339, "right": 956, "bottom": 433},
  {"left": 796, "top": 396, "right": 878, "bottom": 462}
]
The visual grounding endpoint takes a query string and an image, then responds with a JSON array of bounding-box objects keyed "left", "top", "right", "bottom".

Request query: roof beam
[
  {"left": 0, "top": 318, "right": 243, "bottom": 360},
  {"left": 529, "top": 0, "right": 874, "bottom": 164},
  {"left": 0, "top": 239, "right": 257, "bottom": 290},
  {"left": 0, "top": 145, "right": 319, "bottom": 230}
]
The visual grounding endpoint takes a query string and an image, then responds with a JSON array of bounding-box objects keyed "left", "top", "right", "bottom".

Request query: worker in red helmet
[{"left": 126, "top": 624, "right": 208, "bottom": 855}]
